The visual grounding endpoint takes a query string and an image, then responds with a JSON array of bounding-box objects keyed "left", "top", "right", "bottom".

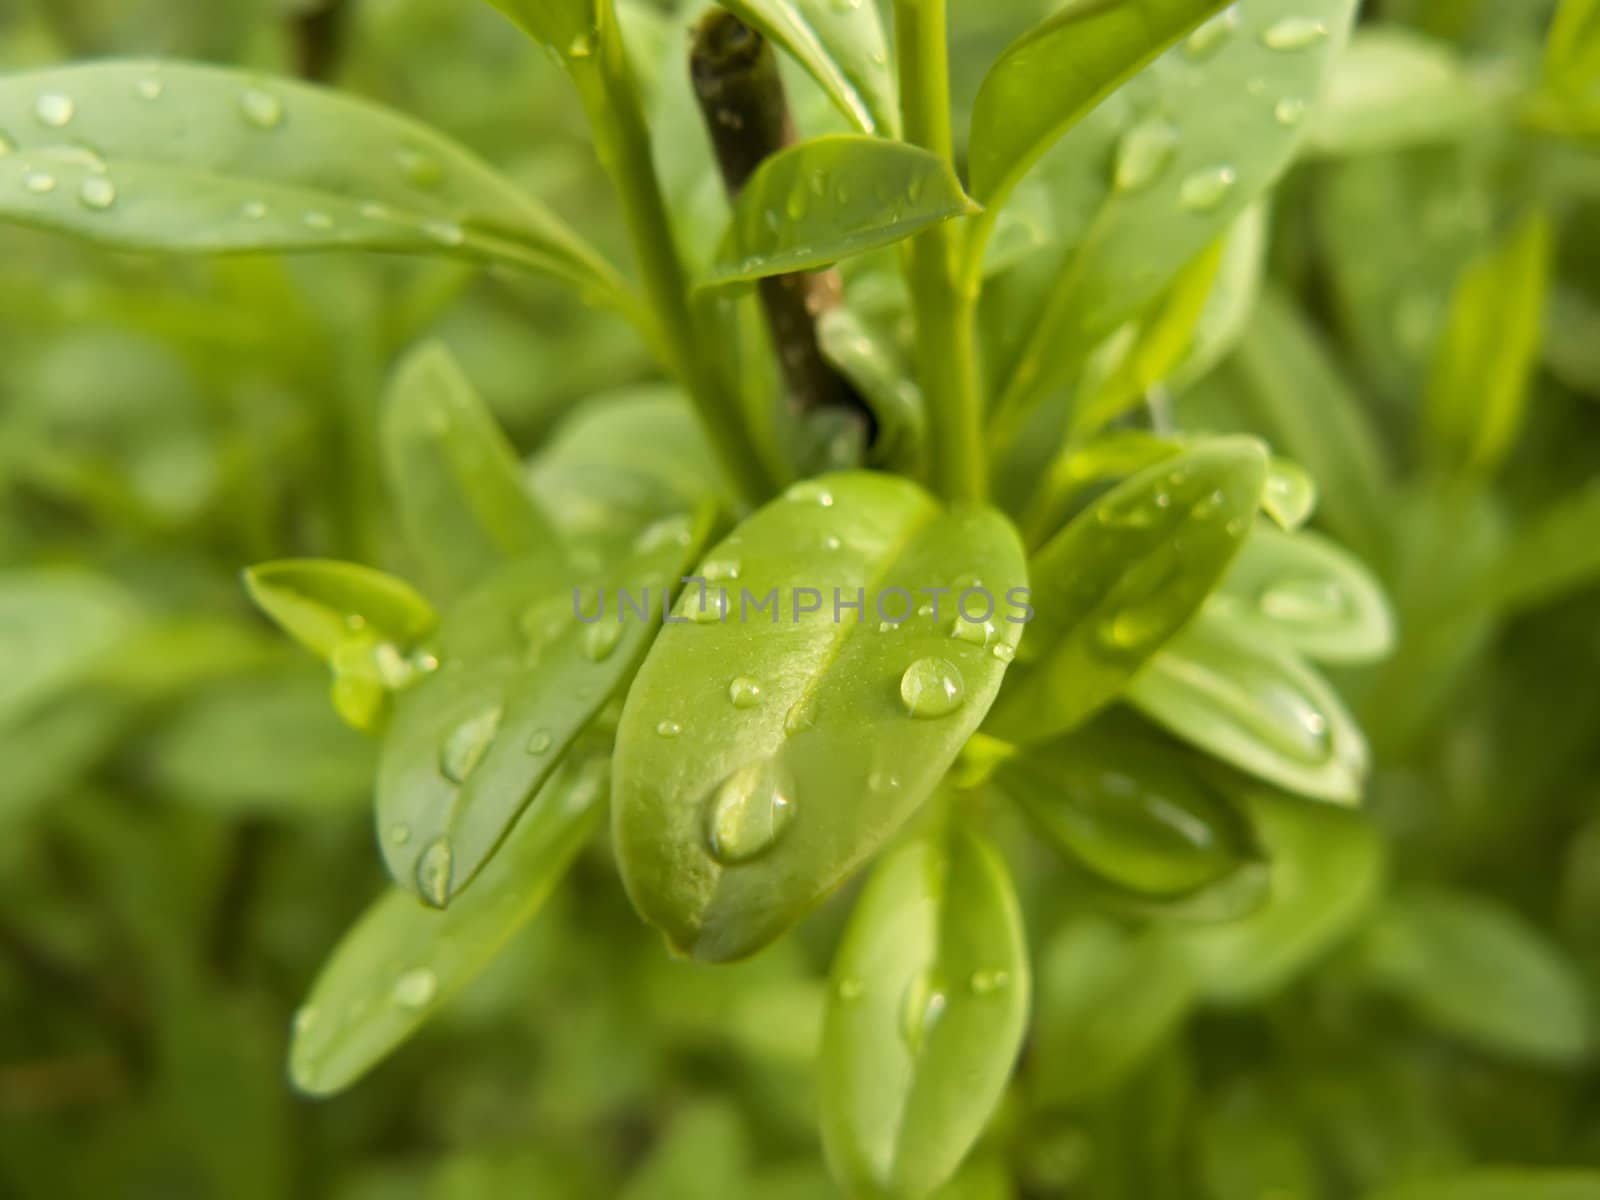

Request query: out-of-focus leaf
[
  {"left": 620, "top": 1100, "right": 750, "bottom": 1200},
  {"left": 817, "top": 307, "right": 926, "bottom": 475},
  {"left": 1209, "top": 526, "right": 1395, "bottom": 663},
  {"left": 1357, "top": 889, "right": 1594, "bottom": 1064},
  {"left": 704, "top": 136, "right": 975, "bottom": 287},
  {"left": 1197, "top": 1079, "right": 1319, "bottom": 1200},
  {"left": 1170, "top": 202, "right": 1269, "bottom": 391},
  {"left": 819, "top": 830, "right": 1029, "bottom": 1200},
  {"left": 0, "top": 567, "right": 139, "bottom": 727},
  {"left": 1474, "top": 479, "right": 1600, "bottom": 616},
  {"left": 290, "top": 756, "right": 608, "bottom": 1095},
  {"left": 613, "top": 473, "right": 1025, "bottom": 962},
  {"left": 1370, "top": 1170, "right": 1600, "bottom": 1200},
  {"left": 1424, "top": 213, "right": 1552, "bottom": 478},
  {"left": 988, "top": 438, "right": 1266, "bottom": 744},
  {"left": 381, "top": 341, "right": 565, "bottom": 598}
]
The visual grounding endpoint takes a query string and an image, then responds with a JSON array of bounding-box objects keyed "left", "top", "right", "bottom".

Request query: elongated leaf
[
  {"left": 1209, "top": 527, "right": 1394, "bottom": 663},
  {"left": 0, "top": 567, "right": 139, "bottom": 728},
  {"left": 988, "top": 437, "right": 1267, "bottom": 744},
  {"left": 704, "top": 136, "right": 976, "bottom": 287},
  {"left": 0, "top": 62, "right": 623, "bottom": 301},
  {"left": 999, "top": 717, "right": 1259, "bottom": 897},
  {"left": 1127, "top": 611, "right": 1368, "bottom": 802},
  {"left": 1424, "top": 212, "right": 1551, "bottom": 477},
  {"left": 716, "top": 0, "right": 896, "bottom": 135},
  {"left": 1475, "top": 479, "right": 1600, "bottom": 616},
  {"left": 969, "top": 0, "right": 1231, "bottom": 209},
  {"left": 382, "top": 342, "right": 565, "bottom": 597},
  {"left": 1177, "top": 790, "right": 1383, "bottom": 1001},
  {"left": 1358, "top": 889, "right": 1594, "bottom": 1064},
  {"left": 988, "top": 0, "right": 1357, "bottom": 434},
  {"left": 1371, "top": 1171, "right": 1600, "bottom": 1200},
  {"left": 1170, "top": 202, "right": 1269, "bottom": 390},
  {"left": 484, "top": 0, "right": 597, "bottom": 61},
  {"left": 290, "top": 756, "right": 607, "bottom": 1095},
  {"left": 613, "top": 473, "right": 1027, "bottom": 961},
  {"left": 380, "top": 508, "right": 712, "bottom": 906},
  {"left": 819, "top": 830, "right": 1029, "bottom": 1199}
]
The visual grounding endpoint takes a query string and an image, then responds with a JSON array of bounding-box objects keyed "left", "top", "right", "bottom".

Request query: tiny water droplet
[
  {"left": 706, "top": 759, "right": 797, "bottom": 863},
  {"left": 1262, "top": 17, "right": 1328, "bottom": 50},
  {"left": 992, "top": 642, "right": 1016, "bottom": 663},
  {"left": 1185, "top": 5, "right": 1239, "bottom": 58},
  {"left": 303, "top": 210, "right": 334, "bottom": 231},
  {"left": 822, "top": 534, "right": 842, "bottom": 551},
  {"left": 242, "top": 200, "right": 268, "bottom": 221},
  {"left": 969, "top": 969, "right": 1010, "bottom": 996},
  {"left": 239, "top": 87, "right": 284, "bottom": 129},
  {"left": 439, "top": 705, "right": 501, "bottom": 783},
  {"left": 680, "top": 588, "right": 728, "bottom": 624},
  {"left": 526, "top": 729, "right": 553, "bottom": 755},
  {"left": 392, "top": 967, "right": 437, "bottom": 1008},
  {"left": 702, "top": 557, "right": 741, "bottom": 582},
  {"left": 360, "top": 202, "right": 392, "bottom": 221},
  {"left": 0, "top": 133, "right": 12, "bottom": 157},
  {"left": 900, "top": 658, "right": 965, "bottom": 719},
  {"left": 728, "top": 676, "right": 763, "bottom": 709},
  {"left": 415, "top": 837, "right": 453, "bottom": 906},
  {"left": 389, "top": 823, "right": 412, "bottom": 846},
  {"left": 917, "top": 604, "right": 935, "bottom": 618},
  {"left": 784, "top": 697, "right": 817, "bottom": 735},
  {"left": 1113, "top": 117, "right": 1180, "bottom": 192},
  {"left": 950, "top": 618, "right": 995, "bottom": 647},
  {"left": 1098, "top": 503, "right": 1155, "bottom": 529},
  {"left": 836, "top": 977, "right": 865, "bottom": 1001},
  {"left": 1190, "top": 489, "right": 1226, "bottom": 520},
  {"left": 1259, "top": 579, "right": 1349, "bottom": 624},
  {"left": 566, "top": 31, "right": 595, "bottom": 57},
  {"left": 137, "top": 77, "right": 164, "bottom": 101},
  {"left": 1274, "top": 97, "right": 1309, "bottom": 126},
  {"left": 582, "top": 621, "right": 623, "bottom": 662},
  {"left": 34, "top": 91, "right": 75, "bottom": 128},
  {"left": 1179, "top": 165, "right": 1237, "bottom": 213},
  {"left": 23, "top": 170, "right": 57, "bottom": 195},
  {"left": 292, "top": 1005, "right": 318, "bottom": 1035},
  {"left": 77, "top": 176, "right": 115, "bottom": 210},
  {"left": 396, "top": 146, "right": 444, "bottom": 189},
  {"left": 786, "top": 480, "right": 834, "bottom": 507},
  {"left": 878, "top": 621, "right": 899, "bottom": 633},
  {"left": 423, "top": 219, "right": 465, "bottom": 246},
  {"left": 656, "top": 720, "right": 682, "bottom": 738},
  {"left": 868, "top": 769, "right": 901, "bottom": 793},
  {"left": 900, "top": 971, "right": 947, "bottom": 1054}
]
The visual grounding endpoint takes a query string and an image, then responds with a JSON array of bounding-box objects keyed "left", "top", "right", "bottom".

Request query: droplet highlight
[{"left": 900, "top": 658, "right": 966, "bottom": 719}]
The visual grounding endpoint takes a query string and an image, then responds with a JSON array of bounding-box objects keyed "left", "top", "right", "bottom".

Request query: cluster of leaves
[{"left": 2, "top": 0, "right": 1600, "bottom": 1196}]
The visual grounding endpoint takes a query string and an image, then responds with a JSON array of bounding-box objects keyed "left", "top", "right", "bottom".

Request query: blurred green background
[{"left": 3, "top": 0, "right": 1600, "bottom": 1197}]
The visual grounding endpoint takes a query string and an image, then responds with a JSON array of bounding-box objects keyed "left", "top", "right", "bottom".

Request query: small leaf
[
  {"left": 1370, "top": 1170, "right": 1600, "bottom": 1200},
  {"left": 243, "top": 560, "right": 436, "bottom": 661},
  {"left": 1126, "top": 611, "right": 1369, "bottom": 803},
  {"left": 715, "top": 0, "right": 896, "bottom": 135},
  {"left": 968, "top": 0, "right": 1232, "bottom": 209},
  {"left": 820, "top": 830, "right": 1029, "bottom": 1200},
  {"left": 1358, "top": 888, "right": 1594, "bottom": 1065},
  {"left": 1424, "top": 212, "right": 1552, "bottom": 478},
  {"left": 704, "top": 136, "right": 975, "bottom": 287},
  {"left": 612, "top": 473, "right": 1027, "bottom": 961},
  {"left": 1209, "top": 526, "right": 1394, "bottom": 663},
  {"left": 0, "top": 61, "right": 623, "bottom": 302},
  {"left": 381, "top": 342, "right": 566, "bottom": 598},
  {"left": 380, "top": 508, "right": 712, "bottom": 906},
  {"left": 0, "top": 567, "right": 139, "bottom": 728},
  {"left": 987, "top": 437, "right": 1267, "bottom": 744},
  {"left": 290, "top": 756, "right": 607, "bottom": 1095}
]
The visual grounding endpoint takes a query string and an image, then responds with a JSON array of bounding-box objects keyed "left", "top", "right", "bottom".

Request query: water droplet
[
  {"left": 900, "top": 971, "right": 947, "bottom": 1054},
  {"left": 239, "top": 87, "right": 284, "bottom": 129},
  {"left": 969, "top": 969, "right": 1010, "bottom": 996},
  {"left": 397, "top": 146, "right": 444, "bottom": 189},
  {"left": 137, "top": 77, "right": 163, "bottom": 101},
  {"left": 786, "top": 480, "right": 834, "bottom": 507},
  {"left": 582, "top": 621, "right": 622, "bottom": 662},
  {"left": 1262, "top": 17, "right": 1328, "bottom": 50},
  {"left": 439, "top": 705, "right": 501, "bottom": 783},
  {"left": 34, "top": 91, "right": 75, "bottom": 128},
  {"left": 656, "top": 720, "right": 682, "bottom": 738},
  {"left": 1185, "top": 5, "right": 1239, "bottom": 58},
  {"left": 526, "top": 729, "right": 553, "bottom": 755},
  {"left": 303, "top": 210, "right": 334, "bottom": 231},
  {"left": 917, "top": 604, "right": 935, "bottom": 618},
  {"left": 702, "top": 557, "right": 741, "bottom": 582},
  {"left": 680, "top": 588, "right": 728, "bottom": 623},
  {"left": 950, "top": 618, "right": 995, "bottom": 647},
  {"left": 728, "top": 676, "right": 763, "bottom": 709},
  {"left": 360, "top": 202, "right": 392, "bottom": 221},
  {"left": 1179, "top": 165, "right": 1237, "bottom": 213},
  {"left": 1259, "top": 579, "right": 1349, "bottom": 624},
  {"left": 1274, "top": 97, "right": 1308, "bottom": 126},
  {"left": 415, "top": 837, "right": 453, "bottom": 906},
  {"left": 836, "top": 977, "right": 865, "bottom": 1001},
  {"left": 1113, "top": 118, "right": 1180, "bottom": 192},
  {"left": 878, "top": 621, "right": 899, "bottom": 634},
  {"left": 242, "top": 200, "right": 268, "bottom": 221},
  {"left": 389, "top": 824, "right": 412, "bottom": 846},
  {"left": 0, "top": 133, "right": 11, "bottom": 157},
  {"left": 1098, "top": 503, "right": 1156, "bottom": 529},
  {"left": 1190, "top": 489, "right": 1226, "bottom": 520},
  {"left": 868, "top": 769, "right": 901, "bottom": 793},
  {"left": 992, "top": 643, "right": 1016, "bottom": 664},
  {"left": 1264, "top": 463, "right": 1315, "bottom": 529},
  {"left": 76, "top": 176, "right": 115, "bottom": 210},
  {"left": 292, "top": 1005, "right": 318, "bottom": 1035},
  {"left": 392, "top": 967, "right": 437, "bottom": 1008},
  {"left": 706, "top": 759, "right": 797, "bottom": 863},
  {"left": 423, "top": 219, "right": 465, "bottom": 246},
  {"left": 23, "top": 170, "right": 57, "bottom": 195},
  {"left": 900, "top": 658, "right": 965, "bottom": 719},
  {"left": 566, "top": 31, "right": 595, "bottom": 57}
]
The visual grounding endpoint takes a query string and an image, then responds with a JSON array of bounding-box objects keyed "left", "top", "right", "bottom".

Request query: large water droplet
[
  {"left": 900, "top": 971, "right": 947, "bottom": 1054},
  {"left": 582, "top": 621, "right": 622, "bottom": 663},
  {"left": 439, "top": 705, "right": 501, "bottom": 783},
  {"left": 392, "top": 967, "right": 437, "bottom": 1008},
  {"left": 1179, "top": 165, "right": 1237, "bottom": 213},
  {"left": 900, "top": 657, "right": 965, "bottom": 719},
  {"left": 415, "top": 836, "right": 453, "bottom": 906},
  {"left": 1185, "top": 5, "right": 1239, "bottom": 59},
  {"left": 34, "top": 91, "right": 75, "bottom": 128},
  {"left": 728, "top": 676, "right": 763, "bottom": 709},
  {"left": 239, "top": 87, "right": 284, "bottom": 129},
  {"left": 1263, "top": 462, "right": 1315, "bottom": 529},
  {"left": 1113, "top": 117, "right": 1180, "bottom": 193},
  {"left": 1262, "top": 17, "right": 1328, "bottom": 50},
  {"left": 706, "top": 759, "right": 797, "bottom": 863}
]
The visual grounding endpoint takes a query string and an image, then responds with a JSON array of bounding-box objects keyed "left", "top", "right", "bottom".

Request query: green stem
[
  {"left": 894, "top": 0, "right": 985, "bottom": 504},
  {"left": 567, "top": 3, "right": 773, "bottom": 509}
]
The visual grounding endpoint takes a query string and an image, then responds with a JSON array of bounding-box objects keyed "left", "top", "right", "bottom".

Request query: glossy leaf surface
[
  {"left": 819, "top": 831, "right": 1029, "bottom": 1199},
  {"left": 988, "top": 437, "right": 1266, "bottom": 744},
  {"left": 612, "top": 473, "right": 1026, "bottom": 961},
  {"left": 291, "top": 757, "right": 607, "bottom": 1095}
]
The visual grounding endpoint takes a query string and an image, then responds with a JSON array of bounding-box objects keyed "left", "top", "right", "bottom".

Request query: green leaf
[
  {"left": 290, "top": 755, "right": 607, "bottom": 1096},
  {"left": 1209, "top": 526, "right": 1394, "bottom": 663},
  {"left": 987, "top": 0, "right": 1357, "bottom": 437},
  {"left": 620, "top": 1101, "right": 751, "bottom": 1200},
  {"left": 483, "top": 0, "right": 598, "bottom": 61},
  {"left": 1424, "top": 212, "right": 1552, "bottom": 478},
  {"left": 704, "top": 136, "right": 976, "bottom": 287},
  {"left": 987, "top": 437, "right": 1267, "bottom": 744},
  {"left": 380, "top": 508, "right": 712, "bottom": 907},
  {"left": 1169, "top": 202, "right": 1269, "bottom": 391},
  {"left": 998, "top": 717, "right": 1259, "bottom": 898},
  {"left": 1126, "top": 611, "right": 1369, "bottom": 802},
  {"left": 0, "top": 567, "right": 139, "bottom": 728},
  {"left": 612, "top": 473, "right": 1027, "bottom": 962},
  {"left": 0, "top": 61, "right": 624, "bottom": 302},
  {"left": 1198, "top": 1080, "right": 1319, "bottom": 1200},
  {"left": 1177, "top": 790, "right": 1383, "bottom": 1001},
  {"left": 381, "top": 342, "right": 565, "bottom": 598},
  {"left": 1357, "top": 889, "right": 1594, "bottom": 1065},
  {"left": 715, "top": 0, "right": 896, "bottom": 135},
  {"left": 1474, "top": 479, "right": 1600, "bottom": 616},
  {"left": 1306, "top": 29, "right": 1501, "bottom": 157},
  {"left": 817, "top": 307, "right": 927, "bottom": 475},
  {"left": 819, "top": 830, "right": 1029, "bottom": 1200},
  {"left": 1370, "top": 1170, "right": 1600, "bottom": 1200},
  {"left": 968, "top": 0, "right": 1232, "bottom": 210}
]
